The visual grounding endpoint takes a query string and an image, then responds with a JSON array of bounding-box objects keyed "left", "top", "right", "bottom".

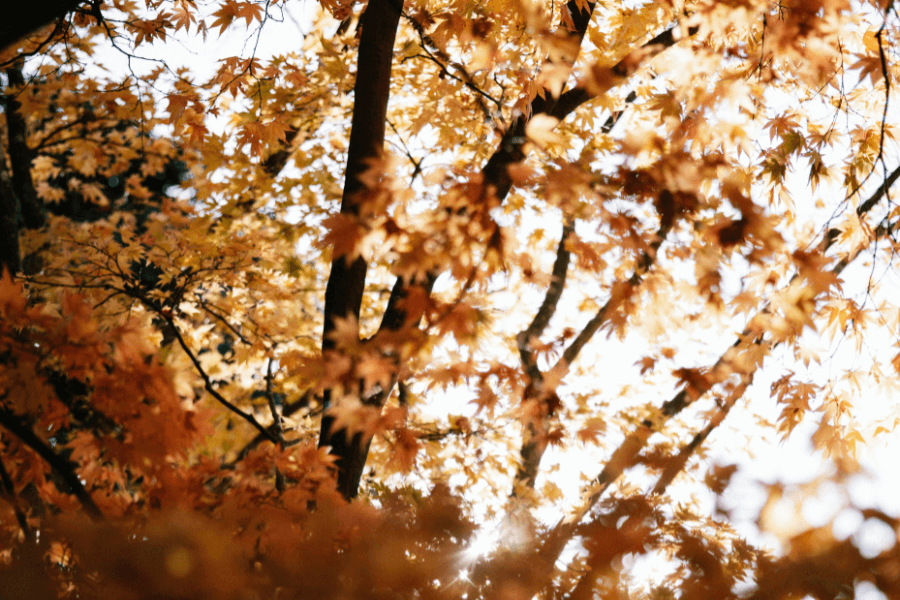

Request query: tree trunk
[
  {"left": 317, "top": 0, "right": 404, "bottom": 501},
  {"left": 0, "top": 0, "right": 82, "bottom": 54}
]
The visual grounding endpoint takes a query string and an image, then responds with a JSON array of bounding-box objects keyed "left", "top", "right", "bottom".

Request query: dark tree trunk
[
  {"left": 317, "top": 0, "right": 404, "bottom": 501},
  {"left": 4, "top": 66, "right": 45, "bottom": 229},
  {"left": 0, "top": 134, "right": 20, "bottom": 277},
  {"left": 0, "top": 0, "right": 82, "bottom": 54}
]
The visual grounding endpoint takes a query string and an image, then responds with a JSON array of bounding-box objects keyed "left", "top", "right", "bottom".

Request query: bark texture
[
  {"left": 4, "top": 66, "right": 45, "bottom": 229},
  {"left": 317, "top": 0, "right": 404, "bottom": 500}
]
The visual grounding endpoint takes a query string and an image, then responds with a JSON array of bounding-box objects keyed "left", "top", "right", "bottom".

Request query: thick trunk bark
[
  {"left": 4, "top": 66, "right": 45, "bottom": 229},
  {"left": 0, "top": 132, "right": 20, "bottom": 277},
  {"left": 0, "top": 0, "right": 82, "bottom": 54},
  {"left": 317, "top": 0, "right": 404, "bottom": 501}
]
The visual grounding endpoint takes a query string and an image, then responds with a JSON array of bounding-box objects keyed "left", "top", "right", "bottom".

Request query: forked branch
[
  {"left": 646, "top": 165, "right": 900, "bottom": 497},
  {"left": 517, "top": 219, "right": 576, "bottom": 384},
  {"left": 533, "top": 163, "right": 900, "bottom": 581},
  {"left": 513, "top": 219, "right": 575, "bottom": 491},
  {"left": 166, "top": 316, "right": 278, "bottom": 444}
]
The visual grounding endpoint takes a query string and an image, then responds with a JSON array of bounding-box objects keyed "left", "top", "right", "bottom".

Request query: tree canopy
[{"left": 1, "top": 0, "right": 900, "bottom": 598}]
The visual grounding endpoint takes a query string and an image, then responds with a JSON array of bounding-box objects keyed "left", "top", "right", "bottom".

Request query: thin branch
[
  {"left": 166, "top": 316, "right": 278, "bottom": 444},
  {"left": 513, "top": 194, "right": 683, "bottom": 493},
  {"left": 0, "top": 406, "right": 103, "bottom": 520},
  {"left": 875, "top": 9, "right": 893, "bottom": 171},
  {"left": 600, "top": 90, "right": 638, "bottom": 134},
  {"left": 0, "top": 449, "right": 33, "bottom": 542},
  {"left": 505, "top": 12, "right": 694, "bottom": 500},
  {"left": 229, "top": 390, "right": 313, "bottom": 466},
  {"left": 378, "top": 2, "right": 626, "bottom": 344},
  {"left": 533, "top": 164, "right": 900, "bottom": 577},
  {"left": 650, "top": 376, "right": 752, "bottom": 496},
  {"left": 197, "top": 299, "right": 253, "bottom": 345},
  {"left": 401, "top": 11, "right": 500, "bottom": 115},
  {"left": 378, "top": 10, "right": 695, "bottom": 503},
  {"left": 28, "top": 110, "right": 106, "bottom": 152},
  {"left": 0, "top": 16, "right": 69, "bottom": 70},
  {"left": 512, "top": 219, "right": 575, "bottom": 491},
  {"left": 558, "top": 200, "right": 676, "bottom": 371},
  {"left": 264, "top": 358, "right": 285, "bottom": 445},
  {"left": 387, "top": 119, "right": 424, "bottom": 181},
  {"left": 646, "top": 165, "right": 900, "bottom": 496},
  {"left": 517, "top": 219, "right": 576, "bottom": 383},
  {"left": 265, "top": 357, "right": 286, "bottom": 492}
]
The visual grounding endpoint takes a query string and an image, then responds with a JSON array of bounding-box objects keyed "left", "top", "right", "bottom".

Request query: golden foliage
[{"left": 0, "top": 0, "right": 899, "bottom": 598}]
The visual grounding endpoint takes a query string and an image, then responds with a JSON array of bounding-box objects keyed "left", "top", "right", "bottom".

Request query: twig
[
  {"left": 166, "top": 316, "right": 278, "bottom": 444},
  {"left": 401, "top": 11, "right": 500, "bottom": 120},
  {"left": 197, "top": 299, "right": 253, "bottom": 345},
  {"left": 0, "top": 17, "right": 69, "bottom": 70},
  {"left": 229, "top": 391, "right": 313, "bottom": 466},
  {"left": 387, "top": 119, "right": 424, "bottom": 181},
  {"left": 264, "top": 357, "right": 286, "bottom": 492}
]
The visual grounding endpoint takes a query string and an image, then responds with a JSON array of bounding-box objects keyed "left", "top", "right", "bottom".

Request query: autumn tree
[{"left": 1, "top": 0, "right": 900, "bottom": 598}]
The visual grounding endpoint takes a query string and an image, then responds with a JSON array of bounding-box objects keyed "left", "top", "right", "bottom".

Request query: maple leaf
[
  {"left": 210, "top": 0, "right": 264, "bottom": 36},
  {"left": 674, "top": 367, "right": 712, "bottom": 401},
  {"left": 525, "top": 114, "right": 563, "bottom": 147},
  {"left": 635, "top": 356, "right": 656, "bottom": 375},
  {"left": 166, "top": 94, "right": 190, "bottom": 125},
  {"left": 128, "top": 14, "right": 172, "bottom": 46},
  {"left": 325, "top": 395, "right": 381, "bottom": 443},
  {"left": 171, "top": 0, "right": 198, "bottom": 33},
  {"left": 319, "top": 214, "right": 367, "bottom": 263},
  {"left": 576, "top": 417, "right": 606, "bottom": 445},
  {"left": 327, "top": 315, "right": 361, "bottom": 351},
  {"left": 0, "top": 271, "right": 26, "bottom": 314}
]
